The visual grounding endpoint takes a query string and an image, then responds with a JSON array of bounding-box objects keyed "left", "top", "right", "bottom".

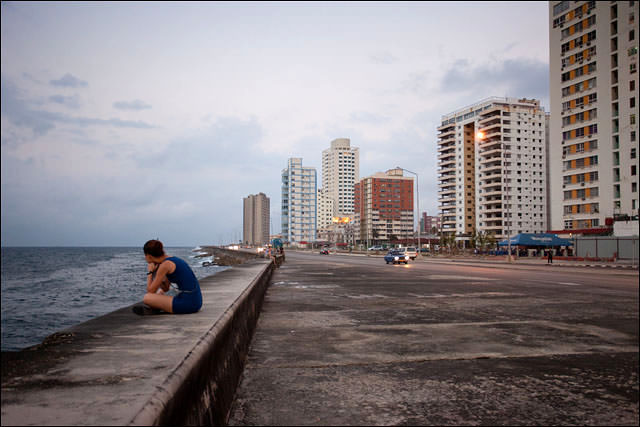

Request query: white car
[
  {"left": 399, "top": 247, "right": 418, "bottom": 260},
  {"left": 368, "top": 245, "right": 384, "bottom": 251}
]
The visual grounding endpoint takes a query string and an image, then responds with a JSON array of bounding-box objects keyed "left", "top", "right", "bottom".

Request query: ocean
[{"left": 0, "top": 246, "right": 228, "bottom": 352}]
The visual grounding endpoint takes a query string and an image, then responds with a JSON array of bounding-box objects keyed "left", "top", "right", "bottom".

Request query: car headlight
[
  {"left": 394, "top": 256, "right": 399, "bottom": 260},
  {"left": 405, "top": 256, "right": 409, "bottom": 260}
]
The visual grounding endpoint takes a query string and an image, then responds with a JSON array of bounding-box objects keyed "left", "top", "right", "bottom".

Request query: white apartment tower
[
  {"left": 322, "top": 138, "right": 360, "bottom": 217},
  {"left": 281, "top": 158, "right": 317, "bottom": 243},
  {"left": 549, "top": 1, "right": 639, "bottom": 231},
  {"left": 437, "top": 97, "right": 548, "bottom": 241},
  {"left": 243, "top": 193, "right": 270, "bottom": 246}
]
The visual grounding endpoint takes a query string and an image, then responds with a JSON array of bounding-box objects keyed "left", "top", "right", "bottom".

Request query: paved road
[{"left": 229, "top": 252, "right": 639, "bottom": 426}]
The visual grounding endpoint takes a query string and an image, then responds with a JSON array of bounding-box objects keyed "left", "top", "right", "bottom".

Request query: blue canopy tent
[{"left": 498, "top": 233, "right": 574, "bottom": 247}]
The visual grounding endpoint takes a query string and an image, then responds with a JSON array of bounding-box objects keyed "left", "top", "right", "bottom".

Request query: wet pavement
[{"left": 229, "top": 251, "right": 639, "bottom": 426}]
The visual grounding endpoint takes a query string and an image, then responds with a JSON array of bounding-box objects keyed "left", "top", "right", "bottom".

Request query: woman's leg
[{"left": 143, "top": 292, "right": 174, "bottom": 313}]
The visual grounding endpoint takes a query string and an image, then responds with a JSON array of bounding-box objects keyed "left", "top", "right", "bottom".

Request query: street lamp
[{"left": 396, "top": 167, "right": 420, "bottom": 257}]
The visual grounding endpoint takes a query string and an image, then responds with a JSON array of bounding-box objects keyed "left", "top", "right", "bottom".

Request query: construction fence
[{"left": 574, "top": 236, "right": 639, "bottom": 260}]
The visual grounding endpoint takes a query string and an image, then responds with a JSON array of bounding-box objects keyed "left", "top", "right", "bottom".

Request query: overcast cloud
[{"left": 1, "top": 1, "right": 549, "bottom": 246}]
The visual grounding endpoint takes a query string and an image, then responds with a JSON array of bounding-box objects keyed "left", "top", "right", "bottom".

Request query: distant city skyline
[{"left": 1, "top": 2, "right": 549, "bottom": 246}]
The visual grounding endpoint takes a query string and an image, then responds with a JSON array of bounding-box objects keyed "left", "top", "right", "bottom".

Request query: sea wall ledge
[{"left": 1, "top": 258, "right": 276, "bottom": 426}]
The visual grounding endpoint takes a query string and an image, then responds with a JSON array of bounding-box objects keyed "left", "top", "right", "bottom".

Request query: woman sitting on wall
[{"left": 135, "top": 239, "right": 203, "bottom": 315}]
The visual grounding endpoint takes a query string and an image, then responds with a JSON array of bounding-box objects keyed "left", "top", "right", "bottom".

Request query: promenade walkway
[{"left": 229, "top": 251, "right": 639, "bottom": 425}]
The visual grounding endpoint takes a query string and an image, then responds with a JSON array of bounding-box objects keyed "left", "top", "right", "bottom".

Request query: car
[
  {"left": 384, "top": 250, "right": 410, "bottom": 264},
  {"left": 401, "top": 247, "right": 418, "bottom": 260},
  {"left": 320, "top": 249, "right": 329, "bottom": 255},
  {"left": 368, "top": 245, "right": 384, "bottom": 251}
]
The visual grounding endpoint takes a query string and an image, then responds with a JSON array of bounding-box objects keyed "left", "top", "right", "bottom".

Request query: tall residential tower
[
  {"left": 322, "top": 138, "right": 360, "bottom": 217},
  {"left": 549, "top": 1, "right": 639, "bottom": 231},
  {"left": 243, "top": 192, "right": 270, "bottom": 246},
  {"left": 281, "top": 158, "right": 317, "bottom": 243},
  {"left": 437, "top": 97, "right": 548, "bottom": 243}
]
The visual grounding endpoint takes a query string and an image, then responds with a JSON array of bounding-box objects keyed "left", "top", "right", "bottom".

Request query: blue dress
[{"left": 163, "top": 256, "right": 202, "bottom": 314}]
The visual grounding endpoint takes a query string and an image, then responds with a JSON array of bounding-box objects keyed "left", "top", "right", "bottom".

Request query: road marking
[
  {"left": 558, "top": 282, "right": 582, "bottom": 286},
  {"left": 427, "top": 275, "right": 495, "bottom": 281}
]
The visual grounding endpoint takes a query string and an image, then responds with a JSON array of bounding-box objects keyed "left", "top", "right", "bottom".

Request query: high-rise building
[
  {"left": 421, "top": 212, "right": 441, "bottom": 234},
  {"left": 354, "top": 168, "right": 414, "bottom": 244},
  {"left": 437, "top": 97, "right": 548, "bottom": 243},
  {"left": 549, "top": 1, "right": 639, "bottom": 231},
  {"left": 322, "top": 138, "right": 360, "bottom": 216},
  {"left": 281, "top": 158, "right": 317, "bottom": 243},
  {"left": 243, "top": 193, "right": 270, "bottom": 246}
]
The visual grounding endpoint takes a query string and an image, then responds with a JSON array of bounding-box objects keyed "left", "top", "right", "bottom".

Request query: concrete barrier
[{"left": 1, "top": 259, "right": 277, "bottom": 426}]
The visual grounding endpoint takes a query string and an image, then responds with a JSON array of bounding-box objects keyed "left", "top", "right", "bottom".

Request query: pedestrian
[
  {"left": 134, "top": 239, "right": 203, "bottom": 315},
  {"left": 547, "top": 249, "right": 553, "bottom": 264}
]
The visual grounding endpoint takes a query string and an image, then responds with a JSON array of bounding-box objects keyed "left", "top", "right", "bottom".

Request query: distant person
[
  {"left": 134, "top": 239, "right": 203, "bottom": 315},
  {"left": 547, "top": 249, "right": 553, "bottom": 264}
]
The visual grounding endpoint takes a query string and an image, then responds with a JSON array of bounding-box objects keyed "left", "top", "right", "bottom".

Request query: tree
[
  {"left": 440, "top": 233, "right": 456, "bottom": 255},
  {"left": 474, "top": 231, "right": 490, "bottom": 254},
  {"left": 372, "top": 228, "right": 380, "bottom": 246},
  {"left": 487, "top": 231, "right": 497, "bottom": 248}
]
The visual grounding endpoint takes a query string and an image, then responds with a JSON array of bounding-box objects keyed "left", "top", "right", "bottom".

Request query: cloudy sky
[{"left": 1, "top": 1, "right": 549, "bottom": 247}]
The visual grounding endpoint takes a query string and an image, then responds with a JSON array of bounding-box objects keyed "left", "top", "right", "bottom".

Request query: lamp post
[{"left": 396, "top": 167, "right": 420, "bottom": 257}]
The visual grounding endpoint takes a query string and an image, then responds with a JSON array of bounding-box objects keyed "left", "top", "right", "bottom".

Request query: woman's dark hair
[{"left": 143, "top": 239, "right": 165, "bottom": 257}]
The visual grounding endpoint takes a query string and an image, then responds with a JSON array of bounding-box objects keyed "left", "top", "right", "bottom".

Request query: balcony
[
  {"left": 478, "top": 108, "right": 501, "bottom": 122},
  {"left": 438, "top": 128, "right": 455, "bottom": 138},
  {"left": 438, "top": 151, "right": 456, "bottom": 161},
  {"left": 480, "top": 121, "right": 501, "bottom": 133},
  {"left": 439, "top": 157, "right": 456, "bottom": 167},
  {"left": 482, "top": 207, "right": 504, "bottom": 214},
  {"left": 438, "top": 166, "right": 456, "bottom": 175},
  {"left": 483, "top": 163, "right": 503, "bottom": 173},
  {"left": 438, "top": 142, "right": 456, "bottom": 152},
  {"left": 479, "top": 148, "right": 503, "bottom": 158}
]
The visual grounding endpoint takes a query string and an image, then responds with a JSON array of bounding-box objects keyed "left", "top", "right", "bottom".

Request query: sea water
[{"left": 1, "top": 247, "right": 227, "bottom": 351}]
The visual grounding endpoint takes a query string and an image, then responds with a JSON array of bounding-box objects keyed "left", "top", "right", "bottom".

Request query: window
[
  {"left": 553, "top": 1, "right": 570, "bottom": 16},
  {"left": 631, "top": 30, "right": 636, "bottom": 41}
]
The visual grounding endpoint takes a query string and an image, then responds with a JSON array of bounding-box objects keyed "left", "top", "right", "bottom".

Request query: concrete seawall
[{"left": 1, "top": 259, "right": 275, "bottom": 426}]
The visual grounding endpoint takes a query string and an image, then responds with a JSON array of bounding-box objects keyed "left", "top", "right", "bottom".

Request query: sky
[{"left": 1, "top": 1, "right": 550, "bottom": 247}]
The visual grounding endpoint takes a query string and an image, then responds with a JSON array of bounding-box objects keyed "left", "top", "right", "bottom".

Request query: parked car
[
  {"left": 400, "top": 247, "right": 418, "bottom": 260},
  {"left": 368, "top": 245, "right": 384, "bottom": 251},
  {"left": 384, "top": 250, "right": 410, "bottom": 264}
]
